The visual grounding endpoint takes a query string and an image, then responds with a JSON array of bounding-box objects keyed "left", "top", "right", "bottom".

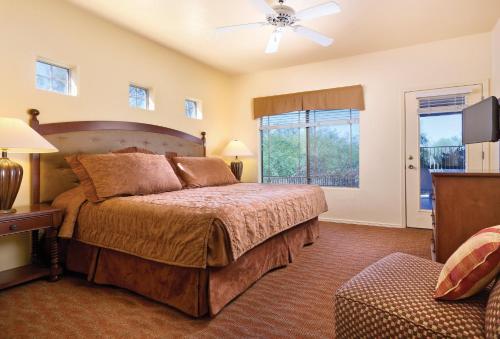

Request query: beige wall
[
  {"left": 494, "top": 20, "right": 500, "bottom": 97},
  {"left": 0, "top": 0, "right": 232, "bottom": 271},
  {"left": 231, "top": 33, "right": 492, "bottom": 227},
  {"left": 489, "top": 19, "right": 500, "bottom": 170}
]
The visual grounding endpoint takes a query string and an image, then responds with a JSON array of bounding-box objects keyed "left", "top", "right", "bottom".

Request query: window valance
[{"left": 253, "top": 84, "right": 365, "bottom": 119}]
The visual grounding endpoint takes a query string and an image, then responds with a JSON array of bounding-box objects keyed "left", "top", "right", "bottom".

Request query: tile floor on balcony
[{"left": 420, "top": 195, "right": 433, "bottom": 210}]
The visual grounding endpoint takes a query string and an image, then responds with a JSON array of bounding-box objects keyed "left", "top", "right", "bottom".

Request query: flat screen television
[{"left": 462, "top": 96, "right": 499, "bottom": 144}]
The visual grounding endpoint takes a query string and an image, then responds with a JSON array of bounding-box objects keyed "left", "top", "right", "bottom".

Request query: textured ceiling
[{"left": 66, "top": 0, "right": 500, "bottom": 74}]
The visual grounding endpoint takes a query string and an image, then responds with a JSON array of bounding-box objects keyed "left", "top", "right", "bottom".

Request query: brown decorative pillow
[
  {"left": 112, "top": 147, "right": 156, "bottom": 154},
  {"left": 67, "top": 153, "right": 182, "bottom": 202},
  {"left": 164, "top": 151, "right": 178, "bottom": 158},
  {"left": 164, "top": 152, "right": 186, "bottom": 188},
  {"left": 65, "top": 147, "right": 155, "bottom": 202},
  {"left": 173, "top": 157, "right": 238, "bottom": 188},
  {"left": 65, "top": 154, "right": 101, "bottom": 202}
]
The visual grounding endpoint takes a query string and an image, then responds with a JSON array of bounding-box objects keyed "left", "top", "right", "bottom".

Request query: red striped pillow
[{"left": 434, "top": 225, "right": 500, "bottom": 300}]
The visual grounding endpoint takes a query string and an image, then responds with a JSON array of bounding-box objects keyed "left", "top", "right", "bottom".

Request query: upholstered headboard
[{"left": 28, "top": 109, "right": 206, "bottom": 204}]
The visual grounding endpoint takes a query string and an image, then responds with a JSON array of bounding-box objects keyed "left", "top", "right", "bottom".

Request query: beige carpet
[{"left": 0, "top": 222, "right": 431, "bottom": 338}]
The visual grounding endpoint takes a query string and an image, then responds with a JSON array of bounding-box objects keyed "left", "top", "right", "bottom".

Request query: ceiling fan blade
[
  {"left": 295, "top": 1, "right": 341, "bottom": 21},
  {"left": 250, "top": 0, "right": 276, "bottom": 16},
  {"left": 293, "top": 25, "right": 334, "bottom": 47},
  {"left": 215, "top": 22, "right": 267, "bottom": 33},
  {"left": 265, "top": 30, "right": 283, "bottom": 54}
]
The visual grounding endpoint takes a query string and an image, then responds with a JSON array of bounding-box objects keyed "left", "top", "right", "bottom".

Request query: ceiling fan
[{"left": 215, "top": 0, "right": 341, "bottom": 54}]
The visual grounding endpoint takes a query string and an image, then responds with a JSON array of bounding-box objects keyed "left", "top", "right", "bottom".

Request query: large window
[
  {"left": 260, "top": 109, "right": 359, "bottom": 187},
  {"left": 35, "top": 60, "right": 73, "bottom": 95}
]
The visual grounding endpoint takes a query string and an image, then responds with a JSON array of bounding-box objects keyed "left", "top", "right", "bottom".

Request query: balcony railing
[
  {"left": 262, "top": 172, "right": 359, "bottom": 187},
  {"left": 262, "top": 147, "right": 464, "bottom": 189},
  {"left": 420, "top": 145, "right": 465, "bottom": 170}
]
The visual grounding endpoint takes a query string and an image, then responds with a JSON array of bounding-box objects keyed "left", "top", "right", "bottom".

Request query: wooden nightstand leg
[
  {"left": 31, "top": 230, "right": 39, "bottom": 264},
  {"left": 47, "top": 228, "right": 60, "bottom": 282}
]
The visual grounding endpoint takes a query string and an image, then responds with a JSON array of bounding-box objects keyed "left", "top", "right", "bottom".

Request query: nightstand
[{"left": 0, "top": 205, "right": 63, "bottom": 289}]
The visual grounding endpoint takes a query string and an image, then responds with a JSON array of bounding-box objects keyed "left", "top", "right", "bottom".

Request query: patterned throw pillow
[{"left": 434, "top": 225, "right": 500, "bottom": 300}]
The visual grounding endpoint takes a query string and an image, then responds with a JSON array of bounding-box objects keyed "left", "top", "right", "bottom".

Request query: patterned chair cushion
[
  {"left": 335, "top": 252, "right": 488, "bottom": 338},
  {"left": 485, "top": 278, "right": 500, "bottom": 339}
]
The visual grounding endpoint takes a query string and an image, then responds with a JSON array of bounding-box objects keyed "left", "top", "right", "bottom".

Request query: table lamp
[
  {"left": 0, "top": 117, "right": 58, "bottom": 213},
  {"left": 222, "top": 139, "right": 253, "bottom": 181}
]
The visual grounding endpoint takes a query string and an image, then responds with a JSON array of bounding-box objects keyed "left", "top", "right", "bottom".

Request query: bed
[{"left": 28, "top": 109, "right": 328, "bottom": 317}]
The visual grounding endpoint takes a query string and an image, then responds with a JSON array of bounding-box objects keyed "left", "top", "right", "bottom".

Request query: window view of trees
[
  {"left": 185, "top": 99, "right": 202, "bottom": 120},
  {"left": 35, "top": 61, "right": 70, "bottom": 95},
  {"left": 261, "top": 110, "right": 359, "bottom": 187},
  {"left": 310, "top": 124, "right": 359, "bottom": 186},
  {"left": 419, "top": 113, "right": 465, "bottom": 171},
  {"left": 129, "top": 85, "right": 149, "bottom": 110},
  {"left": 262, "top": 128, "right": 307, "bottom": 179}
]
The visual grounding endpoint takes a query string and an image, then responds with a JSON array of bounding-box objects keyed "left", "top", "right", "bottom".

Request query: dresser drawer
[{"left": 0, "top": 214, "right": 53, "bottom": 235}]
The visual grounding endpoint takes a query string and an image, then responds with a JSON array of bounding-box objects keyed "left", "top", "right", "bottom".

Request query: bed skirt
[{"left": 65, "top": 217, "right": 320, "bottom": 317}]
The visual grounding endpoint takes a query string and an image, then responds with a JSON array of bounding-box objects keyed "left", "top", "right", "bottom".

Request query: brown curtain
[{"left": 253, "top": 85, "right": 364, "bottom": 119}]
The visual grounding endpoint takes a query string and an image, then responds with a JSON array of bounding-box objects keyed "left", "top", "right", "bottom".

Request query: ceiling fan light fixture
[
  {"left": 266, "top": 2, "right": 296, "bottom": 27},
  {"left": 265, "top": 30, "right": 283, "bottom": 54},
  {"left": 215, "top": 0, "right": 341, "bottom": 54}
]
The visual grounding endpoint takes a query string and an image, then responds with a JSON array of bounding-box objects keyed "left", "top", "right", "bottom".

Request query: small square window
[
  {"left": 36, "top": 60, "right": 72, "bottom": 95},
  {"left": 185, "top": 99, "right": 202, "bottom": 120},
  {"left": 129, "top": 85, "right": 149, "bottom": 110}
]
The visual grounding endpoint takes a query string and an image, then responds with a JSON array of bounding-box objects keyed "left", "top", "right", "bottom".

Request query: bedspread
[{"left": 54, "top": 183, "right": 327, "bottom": 268}]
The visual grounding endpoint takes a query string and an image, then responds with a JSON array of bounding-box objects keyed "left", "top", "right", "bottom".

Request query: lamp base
[
  {"left": 230, "top": 161, "right": 243, "bottom": 181},
  {"left": 0, "top": 155, "right": 23, "bottom": 214},
  {"left": 0, "top": 208, "right": 17, "bottom": 214}
]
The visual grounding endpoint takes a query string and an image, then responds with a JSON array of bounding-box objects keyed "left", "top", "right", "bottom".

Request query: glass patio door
[
  {"left": 405, "top": 84, "right": 484, "bottom": 229},
  {"left": 419, "top": 113, "right": 465, "bottom": 209}
]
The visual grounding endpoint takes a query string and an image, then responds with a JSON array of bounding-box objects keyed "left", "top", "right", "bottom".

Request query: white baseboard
[{"left": 319, "top": 216, "right": 403, "bottom": 228}]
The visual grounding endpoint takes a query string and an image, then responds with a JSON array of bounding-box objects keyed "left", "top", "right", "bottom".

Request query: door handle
[{"left": 408, "top": 164, "right": 415, "bottom": 169}]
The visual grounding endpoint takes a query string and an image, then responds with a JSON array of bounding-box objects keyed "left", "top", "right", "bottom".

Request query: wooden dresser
[{"left": 431, "top": 171, "right": 500, "bottom": 263}]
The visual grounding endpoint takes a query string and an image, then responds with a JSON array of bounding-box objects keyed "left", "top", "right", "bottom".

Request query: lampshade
[
  {"left": 0, "top": 117, "right": 57, "bottom": 153},
  {"left": 222, "top": 139, "right": 253, "bottom": 157}
]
